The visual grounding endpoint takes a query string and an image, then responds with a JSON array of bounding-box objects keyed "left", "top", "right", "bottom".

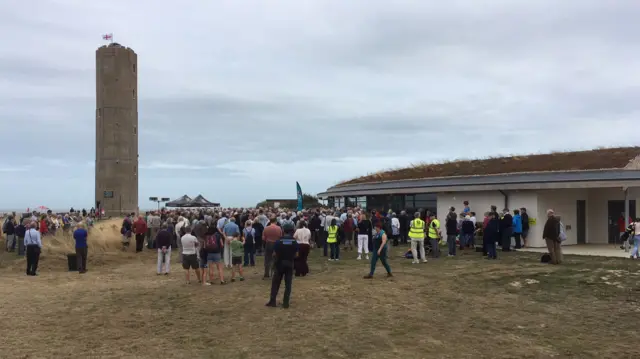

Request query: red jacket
[
  {"left": 133, "top": 218, "right": 148, "bottom": 235},
  {"left": 39, "top": 219, "right": 48, "bottom": 234}
]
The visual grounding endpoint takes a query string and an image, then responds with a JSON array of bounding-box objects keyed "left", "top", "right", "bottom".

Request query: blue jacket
[{"left": 512, "top": 214, "right": 523, "bottom": 234}]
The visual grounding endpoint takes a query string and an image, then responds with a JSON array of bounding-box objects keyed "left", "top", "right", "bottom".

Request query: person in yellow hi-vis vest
[
  {"left": 327, "top": 219, "right": 340, "bottom": 261},
  {"left": 408, "top": 211, "right": 427, "bottom": 263},
  {"left": 428, "top": 213, "right": 441, "bottom": 258}
]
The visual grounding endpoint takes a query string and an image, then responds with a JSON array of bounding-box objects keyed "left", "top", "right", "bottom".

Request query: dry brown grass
[
  {"left": 1, "top": 225, "right": 639, "bottom": 359},
  {"left": 336, "top": 146, "right": 640, "bottom": 186}
]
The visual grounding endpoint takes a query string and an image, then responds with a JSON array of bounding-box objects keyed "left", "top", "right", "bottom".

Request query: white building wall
[
  {"left": 537, "top": 189, "right": 589, "bottom": 247},
  {"left": 436, "top": 191, "right": 506, "bottom": 220}
]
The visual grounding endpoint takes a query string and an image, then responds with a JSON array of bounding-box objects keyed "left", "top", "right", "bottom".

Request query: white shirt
[
  {"left": 24, "top": 228, "right": 43, "bottom": 247},
  {"left": 293, "top": 228, "right": 311, "bottom": 245},
  {"left": 324, "top": 215, "right": 335, "bottom": 230},
  {"left": 470, "top": 216, "right": 477, "bottom": 226},
  {"left": 391, "top": 217, "right": 400, "bottom": 229},
  {"left": 181, "top": 233, "right": 198, "bottom": 255}
]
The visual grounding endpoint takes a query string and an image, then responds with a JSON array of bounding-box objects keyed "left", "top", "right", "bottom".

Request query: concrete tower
[{"left": 95, "top": 43, "right": 138, "bottom": 217}]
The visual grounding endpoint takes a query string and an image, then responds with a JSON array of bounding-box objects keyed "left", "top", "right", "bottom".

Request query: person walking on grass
[
  {"left": 230, "top": 235, "right": 245, "bottom": 282},
  {"left": 155, "top": 223, "right": 172, "bottom": 276},
  {"left": 180, "top": 228, "right": 201, "bottom": 284},
  {"left": 222, "top": 217, "right": 240, "bottom": 269},
  {"left": 356, "top": 213, "right": 371, "bottom": 260},
  {"left": 630, "top": 218, "right": 640, "bottom": 259},
  {"left": 133, "top": 215, "right": 147, "bottom": 253},
  {"left": 408, "top": 211, "right": 427, "bottom": 264},
  {"left": 24, "top": 221, "right": 42, "bottom": 276},
  {"left": 327, "top": 218, "right": 340, "bottom": 261},
  {"left": 204, "top": 225, "right": 226, "bottom": 285},
  {"left": 266, "top": 222, "right": 299, "bottom": 309},
  {"left": 73, "top": 222, "right": 89, "bottom": 274},
  {"left": 242, "top": 220, "right": 256, "bottom": 267},
  {"left": 364, "top": 221, "right": 392, "bottom": 279},
  {"left": 293, "top": 220, "right": 311, "bottom": 277},
  {"left": 542, "top": 209, "right": 562, "bottom": 265}
]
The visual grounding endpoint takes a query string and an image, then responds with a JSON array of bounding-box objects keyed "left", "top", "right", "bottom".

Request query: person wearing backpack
[
  {"left": 243, "top": 220, "right": 256, "bottom": 267},
  {"left": 203, "top": 225, "right": 226, "bottom": 286}
]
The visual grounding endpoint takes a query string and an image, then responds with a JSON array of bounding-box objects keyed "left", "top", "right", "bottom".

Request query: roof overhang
[{"left": 317, "top": 170, "right": 640, "bottom": 198}]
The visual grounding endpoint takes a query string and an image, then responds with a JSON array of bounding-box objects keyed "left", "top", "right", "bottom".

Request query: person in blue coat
[{"left": 512, "top": 209, "right": 523, "bottom": 249}]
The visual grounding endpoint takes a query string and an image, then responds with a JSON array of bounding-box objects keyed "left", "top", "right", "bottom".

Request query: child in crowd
[{"left": 230, "top": 236, "right": 245, "bottom": 282}]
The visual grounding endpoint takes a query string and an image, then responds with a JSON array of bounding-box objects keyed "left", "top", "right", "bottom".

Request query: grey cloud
[{"left": 1, "top": 0, "right": 640, "bottom": 208}]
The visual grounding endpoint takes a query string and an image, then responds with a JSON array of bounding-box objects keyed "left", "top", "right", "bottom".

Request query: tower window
[
  {"left": 133, "top": 126, "right": 137, "bottom": 135},
  {"left": 132, "top": 89, "right": 136, "bottom": 99},
  {"left": 134, "top": 165, "right": 137, "bottom": 175},
  {"left": 97, "top": 109, "right": 101, "bottom": 117},
  {"left": 133, "top": 64, "right": 136, "bottom": 73}
]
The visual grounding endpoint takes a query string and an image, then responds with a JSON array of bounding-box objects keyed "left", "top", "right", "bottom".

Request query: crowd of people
[{"left": 4, "top": 200, "right": 636, "bottom": 306}]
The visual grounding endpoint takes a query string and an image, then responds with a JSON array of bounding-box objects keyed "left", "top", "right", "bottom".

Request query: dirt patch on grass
[{"left": 0, "top": 248, "right": 639, "bottom": 359}]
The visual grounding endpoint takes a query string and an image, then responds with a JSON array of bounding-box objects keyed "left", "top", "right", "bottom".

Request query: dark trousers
[
  {"left": 269, "top": 265, "right": 293, "bottom": 305},
  {"left": 513, "top": 233, "right": 522, "bottom": 249},
  {"left": 17, "top": 236, "right": 25, "bottom": 256},
  {"left": 244, "top": 246, "right": 255, "bottom": 266},
  {"left": 329, "top": 242, "right": 340, "bottom": 259},
  {"left": 501, "top": 227, "right": 513, "bottom": 251},
  {"left": 322, "top": 230, "right": 328, "bottom": 256},
  {"left": 263, "top": 242, "right": 275, "bottom": 277},
  {"left": 485, "top": 237, "right": 497, "bottom": 258},
  {"left": 369, "top": 248, "right": 391, "bottom": 275},
  {"left": 400, "top": 230, "right": 409, "bottom": 244},
  {"left": 311, "top": 230, "right": 320, "bottom": 247},
  {"left": 26, "top": 245, "right": 41, "bottom": 275},
  {"left": 75, "top": 247, "right": 88, "bottom": 272},
  {"left": 135, "top": 234, "right": 145, "bottom": 252}
]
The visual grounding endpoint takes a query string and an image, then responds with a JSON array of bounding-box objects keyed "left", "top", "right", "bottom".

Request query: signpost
[{"left": 149, "top": 197, "right": 170, "bottom": 211}]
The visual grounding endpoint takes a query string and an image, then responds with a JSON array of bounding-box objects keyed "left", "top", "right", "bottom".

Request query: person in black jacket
[
  {"left": 3, "top": 216, "right": 16, "bottom": 252},
  {"left": 266, "top": 222, "right": 299, "bottom": 309},
  {"left": 483, "top": 212, "right": 500, "bottom": 259},
  {"left": 520, "top": 207, "right": 530, "bottom": 248},
  {"left": 500, "top": 209, "right": 513, "bottom": 252},
  {"left": 309, "top": 213, "right": 321, "bottom": 249},
  {"left": 445, "top": 208, "right": 458, "bottom": 256},
  {"left": 15, "top": 219, "right": 27, "bottom": 256},
  {"left": 398, "top": 211, "right": 409, "bottom": 245}
]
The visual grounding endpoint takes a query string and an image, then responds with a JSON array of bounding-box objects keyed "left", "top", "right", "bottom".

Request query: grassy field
[{"left": 1, "top": 240, "right": 639, "bottom": 359}]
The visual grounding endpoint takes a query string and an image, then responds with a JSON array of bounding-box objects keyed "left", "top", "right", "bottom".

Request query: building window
[
  {"left": 133, "top": 126, "right": 137, "bottom": 135},
  {"left": 133, "top": 64, "right": 136, "bottom": 73},
  {"left": 134, "top": 165, "right": 137, "bottom": 175},
  {"left": 97, "top": 108, "right": 101, "bottom": 117},
  {"left": 132, "top": 89, "right": 136, "bottom": 99}
]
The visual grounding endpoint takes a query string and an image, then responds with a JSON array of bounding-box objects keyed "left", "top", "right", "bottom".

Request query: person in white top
[
  {"left": 180, "top": 232, "right": 201, "bottom": 284},
  {"left": 293, "top": 220, "right": 312, "bottom": 277}
]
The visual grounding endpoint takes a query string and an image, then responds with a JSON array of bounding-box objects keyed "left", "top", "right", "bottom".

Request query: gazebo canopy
[
  {"left": 166, "top": 195, "right": 192, "bottom": 207},
  {"left": 184, "top": 194, "right": 220, "bottom": 208}
]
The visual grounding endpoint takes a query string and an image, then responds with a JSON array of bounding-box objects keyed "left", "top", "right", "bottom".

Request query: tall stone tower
[{"left": 95, "top": 43, "right": 138, "bottom": 217}]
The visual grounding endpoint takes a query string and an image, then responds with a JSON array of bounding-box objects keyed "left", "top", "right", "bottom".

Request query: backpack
[
  {"left": 558, "top": 222, "right": 567, "bottom": 242},
  {"left": 244, "top": 229, "right": 254, "bottom": 245},
  {"left": 205, "top": 234, "right": 221, "bottom": 252}
]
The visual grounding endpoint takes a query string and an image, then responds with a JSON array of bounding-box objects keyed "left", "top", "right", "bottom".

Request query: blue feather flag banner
[{"left": 296, "top": 182, "right": 303, "bottom": 211}]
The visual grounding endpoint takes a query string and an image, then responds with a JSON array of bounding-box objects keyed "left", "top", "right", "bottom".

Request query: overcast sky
[{"left": 1, "top": 0, "right": 639, "bottom": 209}]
